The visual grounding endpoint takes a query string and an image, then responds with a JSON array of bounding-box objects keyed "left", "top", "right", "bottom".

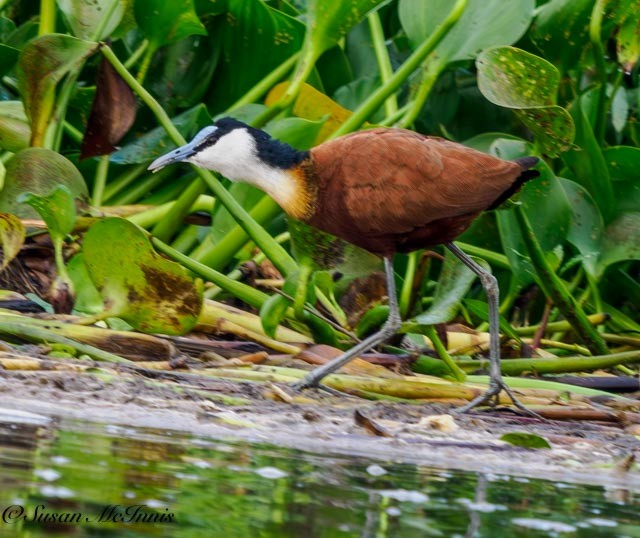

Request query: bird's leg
[
  {"left": 445, "top": 242, "right": 533, "bottom": 414},
  {"left": 293, "top": 257, "right": 402, "bottom": 390}
]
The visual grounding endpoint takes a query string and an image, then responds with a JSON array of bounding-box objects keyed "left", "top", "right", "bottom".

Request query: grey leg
[
  {"left": 293, "top": 257, "right": 402, "bottom": 389},
  {"left": 446, "top": 243, "right": 533, "bottom": 414}
]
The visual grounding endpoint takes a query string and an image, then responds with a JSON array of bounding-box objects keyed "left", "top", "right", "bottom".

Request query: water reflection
[{"left": 0, "top": 414, "right": 637, "bottom": 537}]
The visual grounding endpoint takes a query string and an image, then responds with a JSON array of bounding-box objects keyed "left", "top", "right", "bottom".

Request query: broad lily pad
[
  {"left": 500, "top": 432, "right": 551, "bottom": 449},
  {"left": 83, "top": 218, "right": 203, "bottom": 335},
  {"left": 477, "top": 46, "right": 574, "bottom": 157}
]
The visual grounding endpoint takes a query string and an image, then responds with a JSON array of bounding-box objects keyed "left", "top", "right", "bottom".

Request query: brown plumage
[
  {"left": 147, "top": 119, "right": 540, "bottom": 413},
  {"left": 300, "top": 128, "right": 536, "bottom": 256}
]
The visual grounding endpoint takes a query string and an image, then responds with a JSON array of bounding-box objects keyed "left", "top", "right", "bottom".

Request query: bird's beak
[{"left": 147, "top": 140, "right": 198, "bottom": 173}]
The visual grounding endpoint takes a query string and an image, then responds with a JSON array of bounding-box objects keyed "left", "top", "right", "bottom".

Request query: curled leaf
[{"left": 0, "top": 213, "right": 26, "bottom": 270}]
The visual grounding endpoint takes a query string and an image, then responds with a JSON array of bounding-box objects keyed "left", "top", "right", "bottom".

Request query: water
[{"left": 0, "top": 414, "right": 638, "bottom": 537}]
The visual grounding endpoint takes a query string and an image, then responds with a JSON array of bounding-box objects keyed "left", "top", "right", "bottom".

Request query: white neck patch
[{"left": 187, "top": 127, "right": 298, "bottom": 209}]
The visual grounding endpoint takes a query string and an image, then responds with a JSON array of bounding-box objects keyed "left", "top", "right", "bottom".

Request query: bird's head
[{"left": 147, "top": 117, "right": 307, "bottom": 183}]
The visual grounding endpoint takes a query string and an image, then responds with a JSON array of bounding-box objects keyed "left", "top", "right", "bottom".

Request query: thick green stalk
[
  {"left": 514, "top": 205, "right": 608, "bottom": 355},
  {"left": 151, "top": 179, "right": 207, "bottom": 242},
  {"left": 399, "top": 251, "right": 418, "bottom": 318},
  {"left": 110, "top": 170, "right": 179, "bottom": 206},
  {"left": 399, "top": 59, "right": 444, "bottom": 128},
  {"left": 128, "top": 195, "right": 214, "bottom": 230},
  {"left": 191, "top": 196, "right": 283, "bottom": 270},
  {"left": 103, "top": 163, "right": 148, "bottom": 202},
  {"left": 589, "top": 0, "right": 608, "bottom": 145},
  {"left": 461, "top": 350, "right": 640, "bottom": 376},
  {"left": 455, "top": 242, "right": 510, "bottom": 270},
  {"left": 38, "top": 0, "right": 56, "bottom": 35},
  {"left": 92, "top": 155, "right": 110, "bottom": 207},
  {"left": 151, "top": 238, "right": 269, "bottom": 309},
  {"left": 331, "top": 0, "right": 467, "bottom": 138},
  {"left": 424, "top": 325, "right": 466, "bottom": 382},
  {"left": 367, "top": 11, "right": 397, "bottom": 117},
  {"left": 101, "top": 45, "right": 297, "bottom": 276},
  {"left": 514, "top": 313, "right": 608, "bottom": 336}
]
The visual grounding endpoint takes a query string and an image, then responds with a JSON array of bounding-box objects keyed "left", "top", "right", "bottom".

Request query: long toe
[{"left": 456, "top": 381, "right": 541, "bottom": 418}]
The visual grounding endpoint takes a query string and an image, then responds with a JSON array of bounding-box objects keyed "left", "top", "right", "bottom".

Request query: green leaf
[
  {"left": 0, "top": 213, "right": 25, "bottom": 269},
  {"left": 67, "top": 253, "right": 104, "bottom": 315},
  {"left": 530, "top": 0, "right": 594, "bottom": 73},
  {"left": 134, "top": 0, "right": 206, "bottom": 50},
  {"left": 616, "top": 8, "right": 640, "bottom": 73},
  {"left": 559, "top": 178, "right": 603, "bottom": 277},
  {"left": 111, "top": 104, "right": 212, "bottom": 164},
  {"left": 83, "top": 218, "right": 203, "bottom": 335},
  {"left": 18, "top": 185, "right": 77, "bottom": 242},
  {"left": 0, "top": 43, "right": 19, "bottom": 77},
  {"left": 17, "top": 34, "right": 98, "bottom": 146},
  {"left": 0, "top": 148, "right": 88, "bottom": 220},
  {"left": 58, "top": 0, "right": 126, "bottom": 40},
  {"left": 597, "top": 212, "right": 640, "bottom": 277},
  {"left": 414, "top": 250, "right": 477, "bottom": 325},
  {"left": 604, "top": 146, "right": 640, "bottom": 181},
  {"left": 259, "top": 293, "right": 291, "bottom": 338},
  {"left": 399, "top": 0, "right": 535, "bottom": 63},
  {"left": 476, "top": 46, "right": 574, "bottom": 157},
  {"left": 500, "top": 432, "right": 551, "bottom": 449},
  {"left": 305, "top": 0, "right": 387, "bottom": 58},
  {"left": 0, "top": 101, "right": 30, "bottom": 152},
  {"left": 562, "top": 95, "right": 615, "bottom": 222},
  {"left": 206, "top": 0, "right": 304, "bottom": 112}
]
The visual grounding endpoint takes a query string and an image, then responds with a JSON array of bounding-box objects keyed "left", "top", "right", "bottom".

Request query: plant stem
[
  {"left": 367, "top": 11, "right": 397, "bottom": 117},
  {"left": 136, "top": 44, "right": 156, "bottom": 85},
  {"left": 38, "top": 0, "right": 56, "bottom": 35},
  {"left": 125, "top": 40, "right": 150, "bottom": 70},
  {"left": 151, "top": 179, "right": 207, "bottom": 242},
  {"left": 455, "top": 241, "right": 510, "bottom": 270},
  {"left": 331, "top": 0, "right": 467, "bottom": 138},
  {"left": 151, "top": 237, "right": 270, "bottom": 309},
  {"left": 103, "top": 163, "right": 148, "bottom": 202},
  {"left": 101, "top": 44, "right": 297, "bottom": 276},
  {"left": 229, "top": 52, "right": 300, "bottom": 112},
  {"left": 514, "top": 205, "right": 608, "bottom": 355},
  {"left": 589, "top": 0, "right": 608, "bottom": 145},
  {"left": 399, "top": 59, "right": 444, "bottom": 128},
  {"left": 92, "top": 155, "right": 110, "bottom": 207},
  {"left": 399, "top": 251, "right": 418, "bottom": 318},
  {"left": 424, "top": 325, "right": 467, "bottom": 382}
]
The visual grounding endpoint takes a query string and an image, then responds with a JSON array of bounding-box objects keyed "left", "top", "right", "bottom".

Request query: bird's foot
[
  {"left": 291, "top": 377, "right": 355, "bottom": 398},
  {"left": 455, "top": 379, "right": 543, "bottom": 419}
]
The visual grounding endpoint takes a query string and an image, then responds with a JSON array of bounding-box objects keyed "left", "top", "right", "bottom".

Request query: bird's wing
[{"left": 311, "top": 128, "right": 524, "bottom": 236}]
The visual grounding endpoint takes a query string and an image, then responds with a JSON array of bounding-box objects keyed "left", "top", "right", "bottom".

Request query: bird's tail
[{"left": 487, "top": 156, "right": 540, "bottom": 210}]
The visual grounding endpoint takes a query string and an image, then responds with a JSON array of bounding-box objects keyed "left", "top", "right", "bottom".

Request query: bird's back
[{"left": 304, "top": 128, "right": 538, "bottom": 256}]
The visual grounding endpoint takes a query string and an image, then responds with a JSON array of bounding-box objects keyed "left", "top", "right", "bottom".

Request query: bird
[{"left": 148, "top": 117, "right": 539, "bottom": 411}]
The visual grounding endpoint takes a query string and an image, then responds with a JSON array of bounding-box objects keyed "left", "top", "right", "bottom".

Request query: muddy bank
[{"left": 0, "top": 371, "right": 639, "bottom": 490}]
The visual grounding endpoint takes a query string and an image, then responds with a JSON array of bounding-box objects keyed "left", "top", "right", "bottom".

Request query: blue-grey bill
[{"left": 147, "top": 143, "right": 196, "bottom": 173}]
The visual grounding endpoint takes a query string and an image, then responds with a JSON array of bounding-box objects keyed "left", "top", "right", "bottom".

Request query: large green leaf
[
  {"left": 58, "top": 0, "right": 126, "bottom": 40},
  {"left": 0, "top": 148, "right": 88, "bottom": 219},
  {"left": 530, "top": 0, "right": 595, "bottom": 73},
  {"left": 413, "top": 250, "right": 477, "bottom": 325},
  {"left": 0, "top": 101, "right": 30, "bottom": 152},
  {"left": 562, "top": 95, "right": 615, "bottom": 222},
  {"left": 206, "top": 0, "right": 304, "bottom": 113},
  {"left": 83, "top": 218, "right": 203, "bottom": 335},
  {"left": 476, "top": 46, "right": 574, "bottom": 157},
  {"left": 134, "top": 0, "right": 206, "bottom": 50},
  {"left": 305, "top": 0, "right": 386, "bottom": 58},
  {"left": 558, "top": 178, "right": 603, "bottom": 277},
  {"left": 597, "top": 212, "right": 640, "bottom": 277},
  {"left": 110, "top": 104, "right": 211, "bottom": 164},
  {"left": 17, "top": 34, "right": 98, "bottom": 146},
  {"left": 399, "top": 0, "right": 535, "bottom": 63}
]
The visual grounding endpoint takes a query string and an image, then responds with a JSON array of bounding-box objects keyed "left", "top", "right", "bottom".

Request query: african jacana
[{"left": 149, "top": 118, "right": 539, "bottom": 411}]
